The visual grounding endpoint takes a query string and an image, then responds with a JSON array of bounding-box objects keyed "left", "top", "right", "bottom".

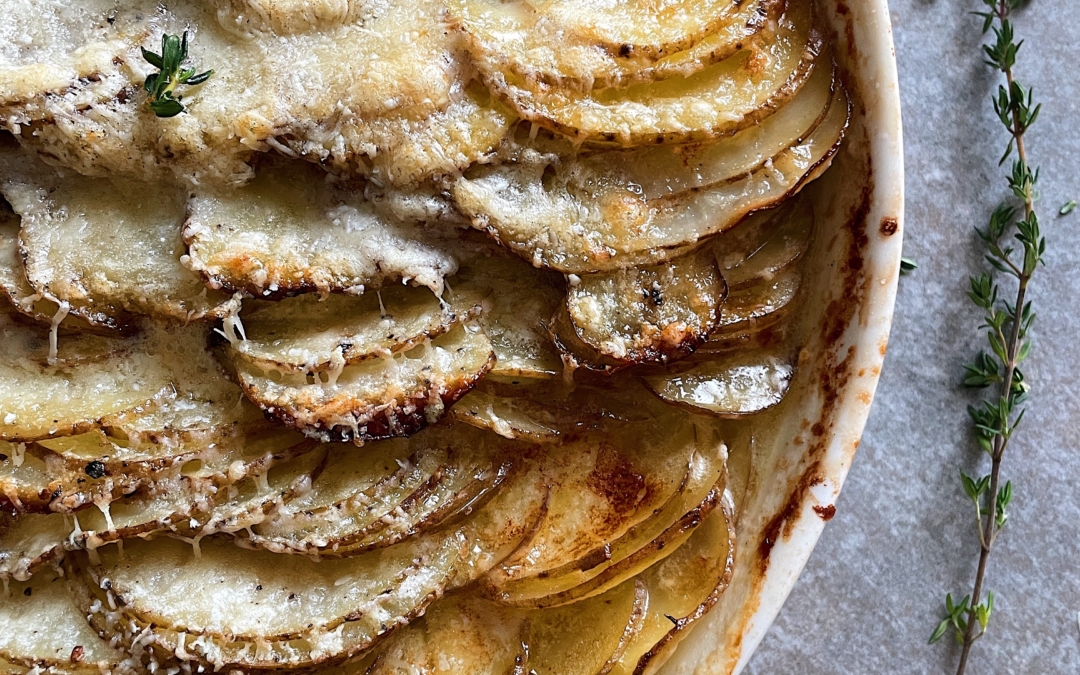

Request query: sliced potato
[
  {"left": 212, "top": 0, "right": 372, "bottom": 34},
  {"left": 561, "top": 247, "right": 725, "bottom": 367},
  {"left": 609, "top": 494, "right": 735, "bottom": 675},
  {"left": 0, "top": 569, "right": 127, "bottom": 673},
  {"left": 524, "top": 578, "right": 647, "bottom": 675},
  {"left": 232, "top": 323, "right": 496, "bottom": 444},
  {"left": 183, "top": 162, "right": 459, "bottom": 298},
  {"left": 449, "top": 0, "right": 773, "bottom": 90},
  {"left": 0, "top": 148, "right": 239, "bottom": 328},
  {"left": 575, "top": 60, "right": 836, "bottom": 201},
  {"left": 477, "top": 1, "right": 819, "bottom": 145},
  {"left": 0, "top": 313, "right": 178, "bottom": 444},
  {"left": 247, "top": 425, "right": 513, "bottom": 556},
  {"left": 713, "top": 265, "right": 801, "bottom": 336},
  {"left": 8, "top": 0, "right": 507, "bottom": 187},
  {"left": 488, "top": 413, "right": 697, "bottom": 585},
  {"left": 452, "top": 254, "right": 565, "bottom": 380},
  {"left": 713, "top": 197, "right": 813, "bottom": 289},
  {"left": 0, "top": 511, "right": 68, "bottom": 581},
  {"left": 70, "top": 531, "right": 465, "bottom": 669},
  {"left": 490, "top": 440, "right": 725, "bottom": 607},
  {"left": 230, "top": 286, "right": 481, "bottom": 374},
  {"left": 0, "top": 213, "right": 111, "bottom": 337},
  {"left": 449, "top": 385, "right": 563, "bottom": 443},
  {"left": 0, "top": 0, "right": 158, "bottom": 109},
  {"left": 366, "top": 595, "right": 526, "bottom": 675},
  {"left": 545, "top": 0, "right": 745, "bottom": 60},
  {"left": 643, "top": 350, "right": 794, "bottom": 417},
  {"left": 368, "top": 576, "right": 645, "bottom": 675},
  {"left": 454, "top": 82, "right": 849, "bottom": 273}
]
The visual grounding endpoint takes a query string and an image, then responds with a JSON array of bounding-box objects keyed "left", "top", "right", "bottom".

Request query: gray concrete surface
[{"left": 744, "top": 1, "right": 1080, "bottom": 673}]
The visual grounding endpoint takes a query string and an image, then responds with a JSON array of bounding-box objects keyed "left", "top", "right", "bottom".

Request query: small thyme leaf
[
  {"left": 141, "top": 31, "right": 213, "bottom": 118},
  {"left": 900, "top": 257, "right": 918, "bottom": 274},
  {"left": 1060, "top": 200, "right": 1076, "bottom": 216}
]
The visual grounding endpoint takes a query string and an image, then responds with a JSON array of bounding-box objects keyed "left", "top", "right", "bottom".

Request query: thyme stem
[{"left": 930, "top": 1, "right": 1046, "bottom": 667}]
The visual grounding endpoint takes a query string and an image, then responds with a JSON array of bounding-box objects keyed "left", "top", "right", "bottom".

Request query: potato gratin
[{"left": 0, "top": 0, "right": 847, "bottom": 673}]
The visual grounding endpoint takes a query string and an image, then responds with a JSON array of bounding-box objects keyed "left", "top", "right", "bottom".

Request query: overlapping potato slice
[
  {"left": 448, "top": 0, "right": 774, "bottom": 90},
  {"left": 710, "top": 265, "right": 801, "bottom": 340},
  {"left": 0, "top": 445, "right": 324, "bottom": 582},
  {"left": 0, "top": 569, "right": 129, "bottom": 674},
  {"left": 184, "top": 162, "right": 459, "bottom": 298},
  {"left": 0, "top": 149, "right": 239, "bottom": 328},
  {"left": 211, "top": 0, "right": 374, "bottom": 34},
  {"left": 545, "top": 0, "right": 745, "bottom": 60},
  {"left": 368, "top": 578, "right": 646, "bottom": 675},
  {"left": 0, "top": 202, "right": 111, "bottom": 335},
  {"left": 0, "top": 0, "right": 159, "bottom": 109},
  {"left": 558, "top": 247, "right": 725, "bottom": 369},
  {"left": 453, "top": 254, "right": 565, "bottom": 380},
  {"left": 246, "top": 425, "right": 515, "bottom": 556},
  {"left": 609, "top": 494, "right": 735, "bottom": 675},
  {"left": 366, "top": 595, "right": 527, "bottom": 675},
  {"left": 643, "top": 349, "right": 795, "bottom": 417},
  {"left": 454, "top": 80, "right": 849, "bottom": 273},
  {"left": 0, "top": 312, "right": 181, "bottom": 445},
  {"left": 490, "top": 439, "right": 725, "bottom": 607},
  {"left": 486, "top": 410, "right": 698, "bottom": 591},
  {"left": 0, "top": 511, "right": 68, "bottom": 581},
  {"left": 449, "top": 385, "right": 562, "bottom": 442},
  {"left": 712, "top": 197, "right": 813, "bottom": 288},
  {"left": 5, "top": 1, "right": 273, "bottom": 186},
  {"left": 5, "top": 1, "right": 513, "bottom": 187},
  {"left": 231, "top": 323, "right": 496, "bottom": 443},
  {"left": 70, "top": 532, "right": 465, "bottom": 669},
  {"left": 229, "top": 286, "right": 482, "bottom": 374},
  {"left": 475, "top": 1, "right": 819, "bottom": 145}
]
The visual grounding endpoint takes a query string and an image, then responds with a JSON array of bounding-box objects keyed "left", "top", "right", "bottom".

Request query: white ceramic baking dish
[{"left": 658, "top": 1, "right": 904, "bottom": 672}]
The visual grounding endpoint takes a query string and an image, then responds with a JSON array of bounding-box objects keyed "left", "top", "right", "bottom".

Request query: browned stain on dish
[
  {"left": 812, "top": 504, "right": 836, "bottom": 521},
  {"left": 879, "top": 217, "right": 898, "bottom": 236}
]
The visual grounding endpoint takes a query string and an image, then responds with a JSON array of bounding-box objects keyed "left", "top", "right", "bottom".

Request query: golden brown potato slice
[
  {"left": 231, "top": 323, "right": 496, "bottom": 444},
  {"left": 368, "top": 577, "right": 646, "bottom": 675},
  {"left": 488, "top": 412, "right": 697, "bottom": 586},
  {"left": 453, "top": 254, "right": 566, "bottom": 380},
  {"left": 454, "top": 81, "right": 849, "bottom": 273},
  {"left": 475, "top": 1, "right": 818, "bottom": 145},
  {"left": 184, "top": 163, "right": 459, "bottom": 298},
  {"left": 229, "top": 286, "right": 482, "bottom": 375},
  {"left": 559, "top": 247, "right": 725, "bottom": 368},
  {"left": 69, "top": 531, "right": 465, "bottom": 670},
  {"left": 246, "top": 425, "right": 514, "bottom": 556},
  {"left": 8, "top": 1, "right": 512, "bottom": 188},
  {"left": 0, "top": 313, "right": 180, "bottom": 445},
  {"left": 489, "top": 441, "right": 725, "bottom": 607},
  {"left": 448, "top": 0, "right": 774, "bottom": 90},
  {"left": 643, "top": 349, "right": 795, "bottom": 417},
  {"left": 609, "top": 495, "right": 735, "bottom": 675},
  {"left": 0, "top": 149, "right": 239, "bottom": 328},
  {"left": 0, "top": 569, "right": 127, "bottom": 673}
]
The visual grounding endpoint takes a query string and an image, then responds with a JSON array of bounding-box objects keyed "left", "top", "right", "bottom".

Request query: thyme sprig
[
  {"left": 141, "top": 32, "right": 213, "bottom": 118},
  {"left": 929, "top": 2, "right": 1047, "bottom": 672}
]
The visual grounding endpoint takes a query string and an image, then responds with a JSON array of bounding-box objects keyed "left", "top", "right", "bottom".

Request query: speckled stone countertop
[{"left": 744, "top": 1, "right": 1080, "bottom": 672}]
